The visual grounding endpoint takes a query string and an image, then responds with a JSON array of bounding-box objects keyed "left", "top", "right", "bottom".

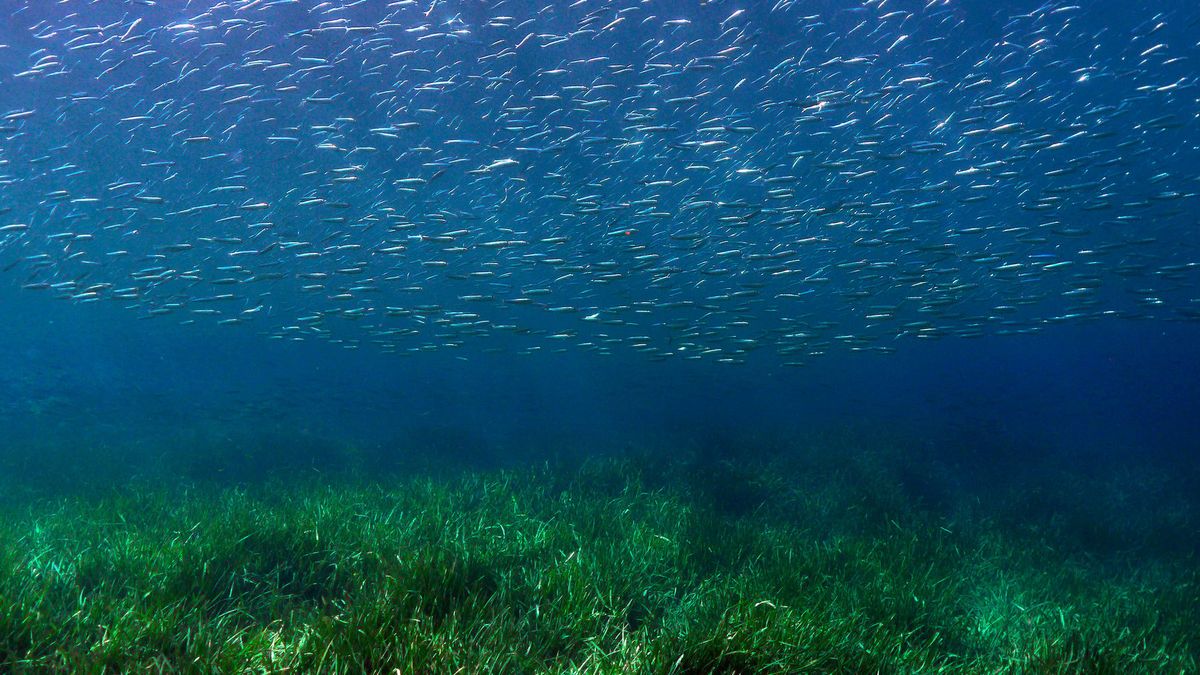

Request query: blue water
[
  {"left": 0, "top": 0, "right": 1197, "bottom": 501},
  {"left": 4, "top": 281, "right": 1197, "bottom": 479}
]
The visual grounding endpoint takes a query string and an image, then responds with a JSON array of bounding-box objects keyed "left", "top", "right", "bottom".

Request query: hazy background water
[{"left": 4, "top": 279, "right": 1197, "bottom": 490}]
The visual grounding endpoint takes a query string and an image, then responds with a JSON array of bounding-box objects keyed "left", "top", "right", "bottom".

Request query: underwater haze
[{"left": 1, "top": 0, "right": 1198, "bottom": 672}]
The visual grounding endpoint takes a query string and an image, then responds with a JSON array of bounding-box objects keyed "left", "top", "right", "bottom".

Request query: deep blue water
[
  {"left": 4, "top": 282, "right": 1197, "bottom": 478},
  {"left": 0, "top": 0, "right": 1197, "bottom": 498}
]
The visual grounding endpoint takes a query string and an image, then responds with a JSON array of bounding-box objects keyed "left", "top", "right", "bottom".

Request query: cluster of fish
[{"left": 0, "top": 0, "right": 1197, "bottom": 365}]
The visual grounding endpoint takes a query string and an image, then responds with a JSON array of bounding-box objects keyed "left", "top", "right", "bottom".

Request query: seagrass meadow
[{"left": 1, "top": 436, "right": 1196, "bottom": 674}]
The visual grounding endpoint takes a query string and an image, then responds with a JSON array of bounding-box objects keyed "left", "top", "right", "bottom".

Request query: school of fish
[{"left": 1, "top": 0, "right": 1197, "bottom": 365}]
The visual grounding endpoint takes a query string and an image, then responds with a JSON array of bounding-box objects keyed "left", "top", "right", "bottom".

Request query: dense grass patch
[{"left": 0, "top": 445, "right": 1196, "bottom": 673}]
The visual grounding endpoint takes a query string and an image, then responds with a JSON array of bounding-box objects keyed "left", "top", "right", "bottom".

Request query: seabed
[{"left": 0, "top": 440, "right": 1195, "bottom": 673}]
